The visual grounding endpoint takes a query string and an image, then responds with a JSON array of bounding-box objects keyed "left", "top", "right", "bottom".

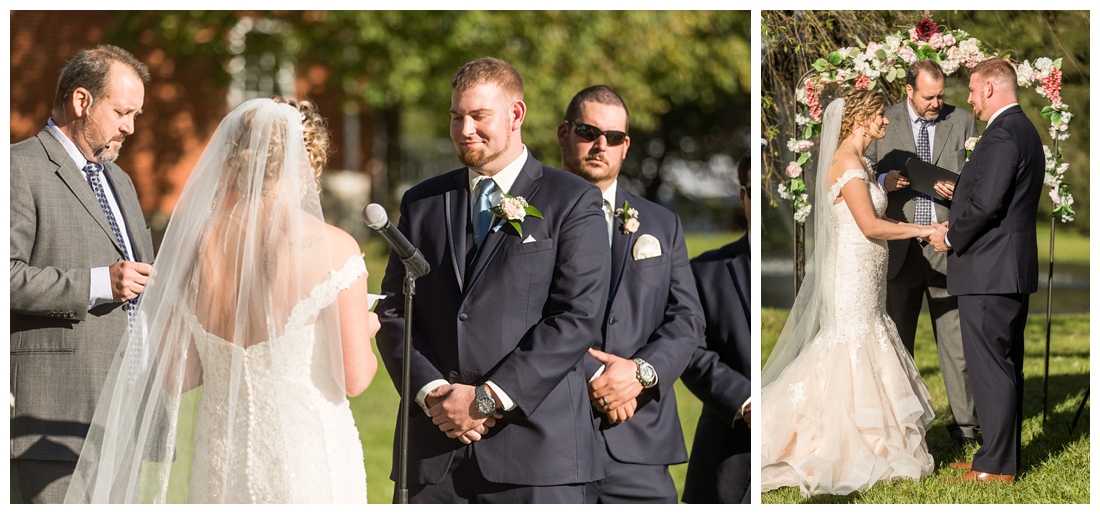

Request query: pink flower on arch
[{"left": 854, "top": 74, "right": 871, "bottom": 89}]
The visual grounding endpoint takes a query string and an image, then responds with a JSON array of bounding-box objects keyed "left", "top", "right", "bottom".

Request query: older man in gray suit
[
  {"left": 10, "top": 45, "right": 155, "bottom": 503},
  {"left": 865, "top": 59, "right": 979, "bottom": 448}
]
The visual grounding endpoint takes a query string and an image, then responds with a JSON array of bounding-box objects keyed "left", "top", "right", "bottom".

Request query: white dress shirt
[
  {"left": 414, "top": 147, "right": 531, "bottom": 416},
  {"left": 47, "top": 119, "right": 135, "bottom": 310}
]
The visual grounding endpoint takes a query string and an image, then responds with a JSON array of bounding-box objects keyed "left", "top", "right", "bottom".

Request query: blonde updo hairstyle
[
  {"left": 275, "top": 96, "right": 330, "bottom": 188},
  {"left": 838, "top": 89, "right": 888, "bottom": 143}
]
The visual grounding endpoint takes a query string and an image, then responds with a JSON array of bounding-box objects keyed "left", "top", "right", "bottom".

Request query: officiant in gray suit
[
  {"left": 10, "top": 45, "right": 155, "bottom": 503},
  {"left": 865, "top": 58, "right": 979, "bottom": 447}
]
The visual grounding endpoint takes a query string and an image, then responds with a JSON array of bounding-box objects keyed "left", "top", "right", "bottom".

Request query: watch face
[
  {"left": 640, "top": 365, "right": 656, "bottom": 383},
  {"left": 477, "top": 396, "right": 495, "bottom": 415},
  {"left": 476, "top": 387, "right": 496, "bottom": 415}
]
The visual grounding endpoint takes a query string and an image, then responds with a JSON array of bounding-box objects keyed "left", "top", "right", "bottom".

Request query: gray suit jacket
[
  {"left": 10, "top": 126, "right": 155, "bottom": 461},
  {"left": 865, "top": 101, "right": 977, "bottom": 278}
]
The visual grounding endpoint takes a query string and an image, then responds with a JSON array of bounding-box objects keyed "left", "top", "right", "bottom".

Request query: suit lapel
[
  {"left": 446, "top": 172, "right": 470, "bottom": 292},
  {"left": 894, "top": 109, "right": 918, "bottom": 154},
  {"left": 466, "top": 159, "right": 543, "bottom": 293},
  {"left": 728, "top": 256, "right": 750, "bottom": 323},
  {"left": 102, "top": 163, "right": 147, "bottom": 261},
  {"left": 931, "top": 109, "right": 954, "bottom": 165},
  {"left": 608, "top": 191, "right": 632, "bottom": 302},
  {"left": 41, "top": 130, "right": 124, "bottom": 256}
]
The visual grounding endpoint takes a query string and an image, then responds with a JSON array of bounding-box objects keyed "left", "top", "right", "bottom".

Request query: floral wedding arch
[
  {"left": 776, "top": 15, "right": 1075, "bottom": 225},
  {"left": 774, "top": 15, "right": 1076, "bottom": 421}
]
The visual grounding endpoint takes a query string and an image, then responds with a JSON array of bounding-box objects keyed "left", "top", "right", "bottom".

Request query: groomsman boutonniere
[
  {"left": 492, "top": 194, "right": 543, "bottom": 237},
  {"left": 615, "top": 202, "right": 640, "bottom": 234},
  {"left": 965, "top": 136, "right": 981, "bottom": 161}
]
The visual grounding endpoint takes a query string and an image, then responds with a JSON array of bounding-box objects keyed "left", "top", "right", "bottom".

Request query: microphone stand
[{"left": 396, "top": 251, "right": 429, "bottom": 504}]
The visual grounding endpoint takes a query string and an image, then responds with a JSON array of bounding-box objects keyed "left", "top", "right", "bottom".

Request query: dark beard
[{"left": 562, "top": 152, "right": 617, "bottom": 184}]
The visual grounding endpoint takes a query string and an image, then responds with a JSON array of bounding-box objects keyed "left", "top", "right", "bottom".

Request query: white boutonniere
[
  {"left": 965, "top": 136, "right": 981, "bottom": 161},
  {"left": 615, "top": 201, "right": 640, "bottom": 234},
  {"left": 492, "top": 194, "right": 543, "bottom": 237}
]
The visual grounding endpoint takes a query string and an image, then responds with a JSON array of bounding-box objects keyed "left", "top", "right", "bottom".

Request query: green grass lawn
[
  {"left": 760, "top": 307, "right": 1090, "bottom": 503},
  {"left": 352, "top": 231, "right": 740, "bottom": 503}
]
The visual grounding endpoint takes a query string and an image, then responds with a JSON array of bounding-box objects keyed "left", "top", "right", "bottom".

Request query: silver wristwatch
[
  {"left": 633, "top": 358, "right": 658, "bottom": 388},
  {"left": 475, "top": 384, "right": 497, "bottom": 416}
]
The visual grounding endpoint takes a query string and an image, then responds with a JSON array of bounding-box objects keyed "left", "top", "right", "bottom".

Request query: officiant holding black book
[{"left": 865, "top": 58, "right": 981, "bottom": 448}]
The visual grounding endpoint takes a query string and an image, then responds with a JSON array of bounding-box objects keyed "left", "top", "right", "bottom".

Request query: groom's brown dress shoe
[
  {"left": 944, "top": 471, "right": 1014, "bottom": 483},
  {"left": 949, "top": 462, "right": 972, "bottom": 470}
]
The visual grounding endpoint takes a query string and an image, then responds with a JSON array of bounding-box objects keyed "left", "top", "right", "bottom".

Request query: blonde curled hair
[
  {"left": 838, "top": 89, "right": 888, "bottom": 142},
  {"left": 274, "top": 96, "right": 330, "bottom": 187}
]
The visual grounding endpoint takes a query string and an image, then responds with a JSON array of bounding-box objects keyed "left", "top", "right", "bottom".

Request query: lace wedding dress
[
  {"left": 761, "top": 165, "right": 935, "bottom": 495},
  {"left": 186, "top": 255, "right": 369, "bottom": 503}
]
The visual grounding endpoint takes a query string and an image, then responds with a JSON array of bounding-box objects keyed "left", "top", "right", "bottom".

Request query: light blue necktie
[{"left": 473, "top": 178, "right": 496, "bottom": 247}]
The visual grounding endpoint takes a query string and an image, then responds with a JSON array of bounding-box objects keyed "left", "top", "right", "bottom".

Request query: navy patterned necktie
[
  {"left": 914, "top": 119, "right": 934, "bottom": 225},
  {"left": 473, "top": 178, "right": 496, "bottom": 248},
  {"left": 85, "top": 162, "right": 140, "bottom": 384}
]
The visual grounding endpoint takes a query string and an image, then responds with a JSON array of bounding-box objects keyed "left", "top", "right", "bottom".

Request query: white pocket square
[
  {"left": 522, "top": 235, "right": 537, "bottom": 243},
  {"left": 632, "top": 234, "right": 662, "bottom": 260}
]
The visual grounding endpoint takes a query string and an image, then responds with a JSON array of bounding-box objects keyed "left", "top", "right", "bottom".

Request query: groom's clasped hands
[
  {"left": 426, "top": 384, "right": 503, "bottom": 444},
  {"left": 929, "top": 220, "right": 950, "bottom": 252}
]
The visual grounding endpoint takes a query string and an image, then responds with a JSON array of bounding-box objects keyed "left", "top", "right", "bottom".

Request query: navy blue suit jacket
[
  {"left": 947, "top": 105, "right": 1044, "bottom": 296},
  {"left": 679, "top": 234, "right": 752, "bottom": 503},
  {"left": 583, "top": 188, "right": 703, "bottom": 466},
  {"left": 376, "top": 155, "right": 611, "bottom": 487}
]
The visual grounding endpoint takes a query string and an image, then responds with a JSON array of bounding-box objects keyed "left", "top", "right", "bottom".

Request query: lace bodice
[
  {"left": 825, "top": 167, "right": 889, "bottom": 351},
  {"left": 188, "top": 254, "right": 368, "bottom": 503}
]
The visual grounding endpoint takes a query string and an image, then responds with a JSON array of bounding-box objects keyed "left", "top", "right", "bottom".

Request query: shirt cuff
[
  {"left": 877, "top": 173, "right": 887, "bottom": 188},
  {"left": 944, "top": 232, "right": 952, "bottom": 249},
  {"left": 484, "top": 380, "right": 516, "bottom": 411},
  {"left": 90, "top": 266, "right": 113, "bottom": 309},
  {"left": 588, "top": 364, "right": 606, "bottom": 383},
  {"left": 734, "top": 397, "right": 751, "bottom": 422},
  {"left": 415, "top": 379, "right": 450, "bottom": 416}
]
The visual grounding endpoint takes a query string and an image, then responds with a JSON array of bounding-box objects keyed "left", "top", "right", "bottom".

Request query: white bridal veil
[
  {"left": 761, "top": 97, "right": 846, "bottom": 387},
  {"left": 65, "top": 98, "right": 349, "bottom": 502}
]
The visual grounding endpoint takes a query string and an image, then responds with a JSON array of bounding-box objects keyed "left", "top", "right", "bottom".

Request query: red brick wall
[{"left": 10, "top": 11, "right": 376, "bottom": 223}]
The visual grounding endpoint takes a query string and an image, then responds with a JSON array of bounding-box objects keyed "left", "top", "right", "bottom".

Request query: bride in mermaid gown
[
  {"left": 66, "top": 98, "right": 379, "bottom": 503},
  {"left": 761, "top": 89, "right": 939, "bottom": 496}
]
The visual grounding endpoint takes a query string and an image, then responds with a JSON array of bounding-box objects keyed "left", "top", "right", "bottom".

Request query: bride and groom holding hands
[
  {"left": 15, "top": 46, "right": 723, "bottom": 504},
  {"left": 762, "top": 57, "right": 1044, "bottom": 494}
]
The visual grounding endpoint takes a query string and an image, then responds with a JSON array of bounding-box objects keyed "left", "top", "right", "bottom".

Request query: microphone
[{"left": 363, "top": 203, "right": 430, "bottom": 279}]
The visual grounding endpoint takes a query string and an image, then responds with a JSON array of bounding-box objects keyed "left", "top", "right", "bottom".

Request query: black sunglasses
[{"left": 565, "top": 121, "right": 628, "bottom": 146}]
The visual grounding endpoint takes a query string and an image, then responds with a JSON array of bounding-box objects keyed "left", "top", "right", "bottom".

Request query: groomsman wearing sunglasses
[{"left": 557, "top": 86, "right": 703, "bottom": 503}]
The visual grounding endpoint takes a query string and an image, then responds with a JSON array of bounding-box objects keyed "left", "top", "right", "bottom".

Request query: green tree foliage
[
  {"left": 109, "top": 11, "right": 750, "bottom": 216},
  {"left": 762, "top": 10, "right": 1090, "bottom": 242}
]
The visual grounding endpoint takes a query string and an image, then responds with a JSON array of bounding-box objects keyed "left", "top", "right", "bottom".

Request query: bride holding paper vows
[
  {"left": 761, "top": 89, "right": 940, "bottom": 495},
  {"left": 65, "top": 97, "right": 379, "bottom": 503}
]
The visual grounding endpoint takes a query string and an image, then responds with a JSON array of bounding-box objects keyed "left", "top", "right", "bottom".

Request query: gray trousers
[{"left": 886, "top": 239, "right": 979, "bottom": 439}]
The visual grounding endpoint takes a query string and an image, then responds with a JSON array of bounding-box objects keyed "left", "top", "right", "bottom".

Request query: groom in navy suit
[
  {"left": 376, "top": 58, "right": 611, "bottom": 502},
  {"left": 931, "top": 58, "right": 1045, "bottom": 483},
  {"left": 557, "top": 85, "right": 703, "bottom": 503}
]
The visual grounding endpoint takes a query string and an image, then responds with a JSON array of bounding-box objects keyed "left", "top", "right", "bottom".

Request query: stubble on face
[
  {"left": 81, "top": 111, "right": 126, "bottom": 163},
  {"left": 559, "top": 102, "right": 628, "bottom": 189}
]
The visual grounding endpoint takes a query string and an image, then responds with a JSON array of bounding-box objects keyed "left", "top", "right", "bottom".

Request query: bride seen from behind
[
  {"left": 65, "top": 97, "right": 378, "bottom": 503},
  {"left": 761, "top": 89, "right": 939, "bottom": 496}
]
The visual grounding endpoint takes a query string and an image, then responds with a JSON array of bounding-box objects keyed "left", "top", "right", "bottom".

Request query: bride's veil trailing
[
  {"left": 761, "top": 97, "right": 845, "bottom": 387},
  {"left": 65, "top": 98, "right": 348, "bottom": 502}
]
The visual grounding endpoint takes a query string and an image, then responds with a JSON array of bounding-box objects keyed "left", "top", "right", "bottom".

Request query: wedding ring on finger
[{"left": 600, "top": 397, "right": 608, "bottom": 407}]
